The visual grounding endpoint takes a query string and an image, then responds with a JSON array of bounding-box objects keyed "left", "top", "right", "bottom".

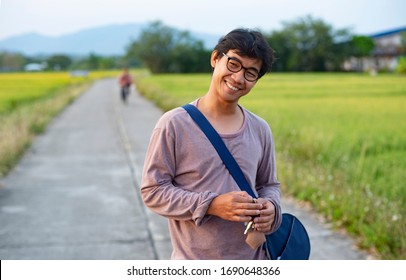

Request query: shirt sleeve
[
  {"left": 255, "top": 122, "right": 282, "bottom": 234},
  {"left": 140, "top": 114, "right": 218, "bottom": 226}
]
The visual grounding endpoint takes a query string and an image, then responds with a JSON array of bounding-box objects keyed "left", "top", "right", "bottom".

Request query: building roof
[{"left": 369, "top": 26, "right": 406, "bottom": 38}]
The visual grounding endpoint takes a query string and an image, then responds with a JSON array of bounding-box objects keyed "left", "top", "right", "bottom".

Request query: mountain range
[{"left": 0, "top": 23, "right": 221, "bottom": 56}]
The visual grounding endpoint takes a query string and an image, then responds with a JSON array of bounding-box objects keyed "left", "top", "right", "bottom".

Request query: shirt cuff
[{"left": 193, "top": 192, "right": 219, "bottom": 226}]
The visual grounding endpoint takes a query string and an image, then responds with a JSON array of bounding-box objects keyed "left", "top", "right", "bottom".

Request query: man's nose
[{"left": 231, "top": 69, "right": 245, "bottom": 84}]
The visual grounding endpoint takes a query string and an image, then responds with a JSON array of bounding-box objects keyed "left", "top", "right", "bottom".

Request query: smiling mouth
[{"left": 225, "top": 81, "right": 240, "bottom": 91}]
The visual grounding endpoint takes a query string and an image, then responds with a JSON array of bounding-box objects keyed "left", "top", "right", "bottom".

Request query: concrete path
[{"left": 0, "top": 79, "right": 371, "bottom": 260}]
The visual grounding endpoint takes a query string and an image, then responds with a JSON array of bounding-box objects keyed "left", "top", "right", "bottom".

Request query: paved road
[{"left": 0, "top": 79, "right": 371, "bottom": 260}]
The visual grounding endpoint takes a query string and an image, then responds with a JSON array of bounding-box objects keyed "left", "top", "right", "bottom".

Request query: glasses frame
[{"left": 222, "top": 52, "right": 260, "bottom": 82}]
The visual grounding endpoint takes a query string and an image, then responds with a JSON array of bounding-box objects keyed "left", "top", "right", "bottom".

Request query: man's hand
[
  {"left": 207, "top": 191, "right": 262, "bottom": 222},
  {"left": 252, "top": 198, "right": 275, "bottom": 233}
]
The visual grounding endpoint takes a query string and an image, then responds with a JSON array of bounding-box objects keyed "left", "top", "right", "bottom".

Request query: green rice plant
[
  {"left": 135, "top": 72, "right": 406, "bottom": 259},
  {"left": 135, "top": 73, "right": 210, "bottom": 111}
]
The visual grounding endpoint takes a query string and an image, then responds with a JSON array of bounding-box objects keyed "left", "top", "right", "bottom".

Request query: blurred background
[
  {"left": 0, "top": 0, "right": 405, "bottom": 73},
  {"left": 0, "top": 0, "right": 405, "bottom": 260}
]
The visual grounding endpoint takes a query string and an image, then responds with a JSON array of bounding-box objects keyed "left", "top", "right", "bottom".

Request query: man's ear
[{"left": 210, "top": 51, "right": 219, "bottom": 69}]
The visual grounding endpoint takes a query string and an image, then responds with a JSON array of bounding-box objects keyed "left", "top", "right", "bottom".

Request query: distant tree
[
  {"left": 350, "top": 35, "right": 375, "bottom": 57},
  {"left": 126, "top": 21, "right": 174, "bottom": 73},
  {"left": 0, "top": 51, "right": 26, "bottom": 71},
  {"left": 169, "top": 31, "right": 212, "bottom": 73},
  {"left": 344, "top": 35, "right": 375, "bottom": 72},
  {"left": 46, "top": 54, "right": 72, "bottom": 70},
  {"left": 69, "top": 54, "right": 123, "bottom": 70},
  {"left": 266, "top": 15, "right": 352, "bottom": 71},
  {"left": 328, "top": 29, "right": 355, "bottom": 71},
  {"left": 97, "top": 56, "right": 118, "bottom": 69},
  {"left": 126, "top": 21, "right": 211, "bottom": 73},
  {"left": 86, "top": 53, "right": 101, "bottom": 70},
  {"left": 120, "top": 55, "right": 141, "bottom": 69},
  {"left": 266, "top": 30, "right": 292, "bottom": 72}
]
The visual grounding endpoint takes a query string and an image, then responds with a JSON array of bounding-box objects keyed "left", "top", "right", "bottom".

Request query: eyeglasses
[{"left": 222, "top": 52, "right": 260, "bottom": 82}]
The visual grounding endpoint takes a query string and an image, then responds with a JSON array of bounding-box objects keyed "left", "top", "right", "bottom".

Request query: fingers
[
  {"left": 252, "top": 213, "right": 273, "bottom": 232},
  {"left": 208, "top": 191, "right": 272, "bottom": 224},
  {"left": 231, "top": 192, "right": 263, "bottom": 221},
  {"left": 230, "top": 200, "right": 261, "bottom": 222},
  {"left": 208, "top": 192, "right": 261, "bottom": 222},
  {"left": 228, "top": 195, "right": 276, "bottom": 232},
  {"left": 252, "top": 199, "right": 276, "bottom": 232},
  {"left": 234, "top": 191, "right": 258, "bottom": 203},
  {"left": 254, "top": 220, "right": 273, "bottom": 231}
]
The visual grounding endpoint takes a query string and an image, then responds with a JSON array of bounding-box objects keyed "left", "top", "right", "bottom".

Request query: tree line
[
  {"left": 2, "top": 15, "right": 401, "bottom": 73},
  {"left": 0, "top": 52, "right": 128, "bottom": 72},
  {"left": 127, "top": 17, "right": 377, "bottom": 73}
]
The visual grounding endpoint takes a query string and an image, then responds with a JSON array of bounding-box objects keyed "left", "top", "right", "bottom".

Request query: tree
[
  {"left": 346, "top": 35, "right": 375, "bottom": 71},
  {"left": 350, "top": 36, "right": 374, "bottom": 57},
  {"left": 0, "top": 52, "right": 26, "bottom": 71},
  {"left": 169, "top": 31, "right": 211, "bottom": 73},
  {"left": 125, "top": 21, "right": 211, "bottom": 73},
  {"left": 46, "top": 54, "right": 72, "bottom": 70},
  {"left": 266, "top": 15, "right": 352, "bottom": 71},
  {"left": 126, "top": 21, "right": 174, "bottom": 73},
  {"left": 266, "top": 30, "right": 292, "bottom": 72},
  {"left": 86, "top": 53, "right": 101, "bottom": 70}
]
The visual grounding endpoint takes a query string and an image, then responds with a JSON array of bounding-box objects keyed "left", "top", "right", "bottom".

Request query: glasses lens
[
  {"left": 245, "top": 70, "right": 259, "bottom": 82},
  {"left": 225, "top": 55, "right": 259, "bottom": 82},
  {"left": 227, "top": 59, "right": 241, "bottom": 72}
]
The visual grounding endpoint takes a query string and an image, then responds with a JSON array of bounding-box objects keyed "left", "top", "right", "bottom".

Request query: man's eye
[
  {"left": 228, "top": 60, "right": 240, "bottom": 70},
  {"left": 246, "top": 70, "right": 258, "bottom": 79}
]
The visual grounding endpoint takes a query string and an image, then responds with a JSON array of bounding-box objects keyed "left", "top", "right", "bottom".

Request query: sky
[{"left": 0, "top": 0, "right": 405, "bottom": 40}]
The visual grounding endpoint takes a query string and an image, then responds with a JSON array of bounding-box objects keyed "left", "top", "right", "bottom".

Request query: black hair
[{"left": 214, "top": 28, "right": 275, "bottom": 78}]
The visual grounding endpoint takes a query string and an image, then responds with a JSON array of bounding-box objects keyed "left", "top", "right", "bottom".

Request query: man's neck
[{"left": 197, "top": 96, "right": 244, "bottom": 134}]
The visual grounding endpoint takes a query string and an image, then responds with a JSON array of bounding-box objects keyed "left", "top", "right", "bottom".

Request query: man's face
[{"left": 211, "top": 49, "right": 262, "bottom": 103}]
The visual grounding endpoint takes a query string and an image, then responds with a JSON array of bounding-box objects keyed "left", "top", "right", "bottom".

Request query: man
[
  {"left": 118, "top": 67, "right": 132, "bottom": 103},
  {"left": 141, "top": 29, "right": 282, "bottom": 259}
]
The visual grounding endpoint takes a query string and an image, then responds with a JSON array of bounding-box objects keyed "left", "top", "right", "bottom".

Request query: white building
[
  {"left": 24, "top": 62, "right": 47, "bottom": 71},
  {"left": 344, "top": 26, "right": 406, "bottom": 72},
  {"left": 370, "top": 26, "right": 406, "bottom": 71}
]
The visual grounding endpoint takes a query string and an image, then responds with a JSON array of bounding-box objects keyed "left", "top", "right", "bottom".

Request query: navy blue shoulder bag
[{"left": 183, "top": 104, "right": 311, "bottom": 260}]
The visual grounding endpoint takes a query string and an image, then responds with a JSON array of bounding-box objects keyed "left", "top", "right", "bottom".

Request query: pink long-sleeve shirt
[{"left": 141, "top": 101, "right": 281, "bottom": 259}]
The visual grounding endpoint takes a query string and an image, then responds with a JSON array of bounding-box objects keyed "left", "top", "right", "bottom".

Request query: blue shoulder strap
[{"left": 182, "top": 104, "right": 257, "bottom": 198}]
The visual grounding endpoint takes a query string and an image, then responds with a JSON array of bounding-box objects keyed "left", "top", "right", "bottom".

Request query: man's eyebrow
[{"left": 231, "top": 55, "right": 260, "bottom": 73}]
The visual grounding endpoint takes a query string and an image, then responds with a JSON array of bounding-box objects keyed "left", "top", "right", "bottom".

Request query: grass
[
  {"left": 0, "top": 70, "right": 120, "bottom": 176},
  {"left": 135, "top": 72, "right": 406, "bottom": 259}
]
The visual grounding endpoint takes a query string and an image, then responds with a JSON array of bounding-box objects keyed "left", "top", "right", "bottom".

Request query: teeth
[{"left": 226, "top": 81, "right": 239, "bottom": 91}]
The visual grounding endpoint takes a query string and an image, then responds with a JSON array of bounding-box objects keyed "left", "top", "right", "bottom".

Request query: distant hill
[{"left": 0, "top": 23, "right": 221, "bottom": 56}]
